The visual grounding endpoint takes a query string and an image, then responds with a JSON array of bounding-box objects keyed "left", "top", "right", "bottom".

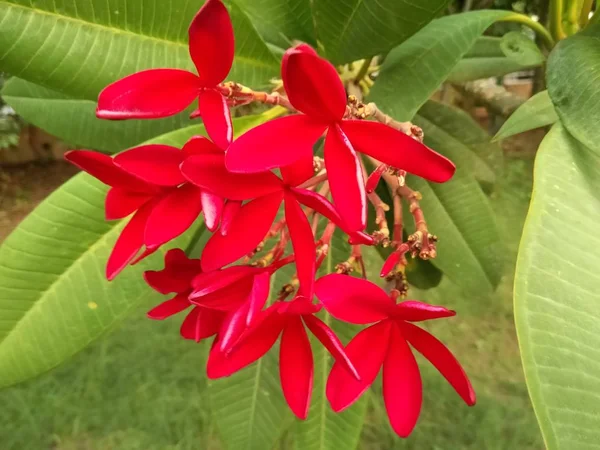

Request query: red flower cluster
[{"left": 65, "top": 0, "right": 474, "bottom": 436}]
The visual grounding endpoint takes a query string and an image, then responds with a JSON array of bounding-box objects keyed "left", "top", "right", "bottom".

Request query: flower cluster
[{"left": 65, "top": 0, "right": 474, "bottom": 436}]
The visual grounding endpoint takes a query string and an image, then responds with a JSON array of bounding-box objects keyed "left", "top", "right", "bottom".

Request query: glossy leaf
[
  {"left": 2, "top": 78, "right": 192, "bottom": 153},
  {"left": 448, "top": 33, "right": 545, "bottom": 82},
  {"left": 313, "top": 0, "right": 450, "bottom": 64},
  {"left": 547, "top": 24, "right": 600, "bottom": 154},
  {"left": 494, "top": 91, "right": 558, "bottom": 141},
  {"left": 369, "top": 10, "right": 512, "bottom": 121},
  {"left": 514, "top": 125, "right": 600, "bottom": 449},
  {"left": 0, "top": 0, "right": 278, "bottom": 101}
]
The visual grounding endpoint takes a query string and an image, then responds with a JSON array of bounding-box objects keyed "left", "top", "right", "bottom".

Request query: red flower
[
  {"left": 182, "top": 155, "right": 374, "bottom": 299},
  {"left": 96, "top": 0, "right": 235, "bottom": 149},
  {"left": 146, "top": 249, "right": 225, "bottom": 341},
  {"left": 207, "top": 296, "right": 360, "bottom": 420},
  {"left": 65, "top": 136, "right": 223, "bottom": 279},
  {"left": 226, "top": 44, "right": 456, "bottom": 232},
  {"left": 315, "top": 274, "right": 475, "bottom": 437}
]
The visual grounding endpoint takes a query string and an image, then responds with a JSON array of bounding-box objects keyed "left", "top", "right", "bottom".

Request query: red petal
[
  {"left": 380, "top": 252, "right": 400, "bottom": 278},
  {"left": 106, "top": 201, "right": 154, "bottom": 280},
  {"left": 105, "top": 187, "right": 153, "bottom": 220},
  {"left": 394, "top": 301, "right": 455, "bottom": 322},
  {"left": 218, "top": 303, "right": 251, "bottom": 352},
  {"left": 221, "top": 200, "right": 242, "bottom": 235},
  {"left": 284, "top": 194, "right": 316, "bottom": 299},
  {"left": 180, "top": 307, "right": 225, "bottom": 342},
  {"left": 280, "top": 317, "right": 314, "bottom": 419},
  {"left": 195, "top": 278, "right": 253, "bottom": 311},
  {"left": 315, "top": 274, "right": 395, "bottom": 324},
  {"left": 191, "top": 265, "right": 257, "bottom": 298},
  {"left": 303, "top": 314, "right": 360, "bottom": 380},
  {"left": 144, "top": 248, "right": 200, "bottom": 294},
  {"left": 65, "top": 150, "right": 152, "bottom": 191},
  {"left": 198, "top": 89, "right": 233, "bottom": 149},
  {"left": 341, "top": 121, "right": 456, "bottom": 183},
  {"left": 348, "top": 231, "right": 376, "bottom": 246},
  {"left": 181, "top": 153, "right": 283, "bottom": 200},
  {"left": 366, "top": 164, "right": 388, "bottom": 194},
  {"left": 324, "top": 125, "right": 367, "bottom": 232},
  {"left": 282, "top": 49, "right": 346, "bottom": 122},
  {"left": 207, "top": 306, "right": 285, "bottom": 378},
  {"left": 383, "top": 324, "right": 422, "bottom": 438},
  {"left": 247, "top": 271, "right": 271, "bottom": 325},
  {"left": 401, "top": 322, "right": 475, "bottom": 406},
  {"left": 281, "top": 155, "right": 315, "bottom": 187},
  {"left": 188, "top": 0, "right": 234, "bottom": 86},
  {"left": 182, "top": 135, "right": 223, "bottom": 157},
  {"left": 225, "top": 115, "right": 326, "bottom": 173},
  {"left": 97, "top": 69, "right": 200, "bottom": 119},
  {"left": 201, "top": 190, "right": 224, "bottom": 232},
  {"left": 201, "top": 192, "right": 283, "bottom": 271},
  {"left": 326, "top": 321, "right": 391, "bottom": 412},
  {"left": 144, "top": 184, "right": 203, "bottom": 248},
  {"left": 114, "top": 145, "right": 186, "bottom": 186},
  {"left": 291, "top": 187, "right": 353, "bottom": 235},
  {"left": 147, "top": 293, "right": 191, "bottom": 320}
]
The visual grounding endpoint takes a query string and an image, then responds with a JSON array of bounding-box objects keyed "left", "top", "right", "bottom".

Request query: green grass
[{"left": 0, "top": 154, "right": 542, "bottom": 450}]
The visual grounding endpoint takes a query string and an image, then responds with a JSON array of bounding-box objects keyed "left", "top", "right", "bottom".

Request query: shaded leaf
[
  {"left": 514, "top": 124, "right": 600, "bottom": 450},
  {"left": 494, "top": 91, "right": 558, "bottom": 141}
]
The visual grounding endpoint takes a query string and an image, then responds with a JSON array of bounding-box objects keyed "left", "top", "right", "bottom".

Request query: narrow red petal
[
  {"left": 97, "top": 69, "right": 200, "bottom": 119},
  {"left": 366, "top": 164, "right": 388, "bottom": 194},
  {"left": 394, "top": 301, "right": 456, "bottom": 322},
  {"left": 324, "top": 125, "right": 367, "bottom": 232},
  {"left": 207, "top": 306, "right": 285, "bottom": 378},
  {"left": 65, "top": 150, "right": 152, "bottom": 191},
  {"left": 113, "top": 145, "right": 186, "bottom": 186},
  {"left": 282, "top": 48, "right": 346, "bottom": 122},
  {"left": 147, "top": 293, "right": 191, "bottom": 320},
  {"left": 401, "top": 321, "right": 476, "bottom": 406},
  {"left": 380, "top": 251, "right": 400, "bottom": 278},
  {"left": 106, "top": 201, "right": 154, "bottom": 280},
  {"left": 326, "top": 321, "right": 391, "bottom": 412},
  {"left": 303, "top": 314, "right": 360, "bottom": 380},
  {"left": 181, "top": 153, "right": 283, "bottom": 201},
  {"left": 198, "top": 89, "right": 233, "bottom": 149},
  {"left": 225, "top": 115, "right": 326, "bottom": 173},
  {"left": 247, "top": 271, "right": 271, "bottom": 325},
  {"left": 281, "top": 155, "right": 315, "bottom": 187},
  {"left": 341, "top": 120, "right": 456, "bottom": 183},
  {"left": 280, "top": 316, "right": 314, "bottom": 419},
  {"left": 144, "top": 248, "right": 200, "bottom": 294},
  {"left": 315, "top": 274, "right": 395, "bottom": 324},
  {"left": 194, "top": 278, "right": 253, "bottom": 311},
  {"left": 188, "top": 0, "right": 234, "bottom": 86},
  {"left": 105, "top": 187, "right": 153, "bottom": 220},
  {"left": 221, "top": 200, "right": 242, "bottom": 235},
  {"left": 191, "top": 265, "right": 257, "bottom": 298},
  {"left": 218, "top": 303, "right": 251, "bottom": 352},
  {"left": 201, "top": 190, "right": 224, "bottom": 232},
  {"left": 182, "top": 135, "right": 223, "bottom": 157},
  {"left": 144, "top": 184, "right": 203, "bottom": 248},
  {"left": 180, "top": 307, "right": 225, "bottom": 342},
  {"left": 201, "top": 192, "right": 283, "bottom": 272},
  {"left": 383, "top": 324, "right": 423, "bottom": 438}
]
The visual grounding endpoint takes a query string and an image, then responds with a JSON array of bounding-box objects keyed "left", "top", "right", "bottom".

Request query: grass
[{"left": 0, "top": 152, "right": 543, "bottom": 449}]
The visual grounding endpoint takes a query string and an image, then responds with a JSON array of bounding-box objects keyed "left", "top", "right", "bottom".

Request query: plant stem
[
  {"left": 549, "top": 0, "right": 568, "bottom": 40},
  {"left": 354, "top": 58, "right": 373, "bottom": 83},
  {"left": 499, "top": 13, "right": 556, "bottom": 49},
  {"left": 580, "top": 0, "right": 594, "bottom": 26},
  {"left": 588, "top": 7, "right": 600, "bottom": 25},
  {"left": 564, "top": 0, "right": 582, "bottom": 34}
]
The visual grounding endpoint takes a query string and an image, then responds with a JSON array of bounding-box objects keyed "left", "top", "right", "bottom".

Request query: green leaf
[
  {"left": 547, "top": 24, "right": 600, "bottom": 154},
  {"left": 0, "top": 0, "right": 278, "bottom": 101},
  {"left": 313, "top": 0, "right": 450, "bottom": 64},
  {"left": 234, "top": 0, "right": 315, "bottom": 48},
  {"left": 2, "top": 78, "right": 192, "bottom": 153},
  {"left": 514, "top": 124, "right": 600, "bottom": 450},
  {"left": 369, "top": 10, "right": 513, "bottom": 121},
  {"left": 448, "top": 33, "right": 545, "bottom": 82},
  {"left": 494, "top": 91, "right": 558, "bottom": 141},
  {"left": 410, "top": 101, "right": 503, "bottom": 296}
]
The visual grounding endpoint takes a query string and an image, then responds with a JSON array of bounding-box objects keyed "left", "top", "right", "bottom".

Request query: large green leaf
[
  {"left": 2, "top": 78, "right": 192, "bottom": 153},
  {"left": 514, "top": 124, "right": 600, "bottom": 450},
  {"left": 410, "top": 101, "right": 503, "bottom": 296},
  {"left": 0, "top": 0, "right": 278, "bottom": 101},
  {"left": 369, "top": 10, "right": 512, "bottom": 121},
  {"left": 448, "top": 33, "right": 545, "bottom": 82},
  {"left": 494, "top": 91, "right": 558, "bottom": 141},
  {"left": 547, "top": 24, "right": 600, "bottom": 154},
  {"left": 235, "top": 0, "right": 315, "bottom": 48},
  {"left": 313, "top": 0, "right": 450, "bottom": 64}
]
